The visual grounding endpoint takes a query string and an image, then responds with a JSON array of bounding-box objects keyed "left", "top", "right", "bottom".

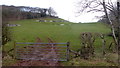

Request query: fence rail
[
  {"left": 16, "top": 42, "right": 67, "bottom": 45},
  {"left": 14, "top": 42, "right": 70, "bottom": 61},
  {"left": 16, "top": 45, "right": 67, "bottom": 47}
]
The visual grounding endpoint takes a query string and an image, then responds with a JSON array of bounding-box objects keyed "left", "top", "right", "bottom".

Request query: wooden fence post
[
  {"left": 67, "top": 42, "right": 70, "bottom": 61},
  {"left": 13, "top": 41, "right": 16, "bottom": 59},
  {"left": 100, "top": 34, "right": 106, "bottom": 56}
]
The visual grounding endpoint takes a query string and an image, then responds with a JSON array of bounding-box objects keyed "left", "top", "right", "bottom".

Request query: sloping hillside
[{"left": 3, "top": 17, "right": 116, "bottom": 66}]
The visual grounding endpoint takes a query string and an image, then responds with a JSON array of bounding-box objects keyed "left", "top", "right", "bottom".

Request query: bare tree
[
  {"left": 102, "top": 0, "right": 118, "bottom": 47},
  {"left": 48, "top": 7, "right": 57, "bottom": 16},
  {"left": 77, "top": 0, "right": 119, "bottom": 48}
]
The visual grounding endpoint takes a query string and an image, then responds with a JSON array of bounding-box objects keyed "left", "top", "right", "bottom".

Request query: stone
[
  {"left": 60, "top": 24, "right": 64, "bottom": 26},
  {"left": 50, "top": 20, "right": 53, "bottom": 22},
  {"left": 36, "top": 20, "right": 39, "bottom": 22}
]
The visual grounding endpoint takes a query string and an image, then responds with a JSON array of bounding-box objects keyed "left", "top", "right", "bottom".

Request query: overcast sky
[{"left": 0, "top": 0, "right": 117, "bottom": 23}]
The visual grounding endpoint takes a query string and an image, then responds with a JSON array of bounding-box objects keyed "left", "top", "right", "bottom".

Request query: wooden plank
[
  {"left": 16, "top": 58, "right": 67, "bottom": 61},
  {"left": 13, "top": 41, "right": 16, "bottom": 59},
  {"left": 66, "top": 42, "right": 70, "bottom": 61},
  {"left": 17, "top": 53, "right": 61, "bottom": 55},
  {"left": 16, "top": 45, "right": 67, "bottom": 47},
  {"left": 16, "top": 42, "right": 67, "bottom": 45},
  {"left": 15, "top": 42, "right": 68, "bottom": 61}
]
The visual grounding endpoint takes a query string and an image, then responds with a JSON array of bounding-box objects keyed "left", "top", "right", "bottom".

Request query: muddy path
[{"left": 13, "top": 37, "right": 61, "bottom": 66}]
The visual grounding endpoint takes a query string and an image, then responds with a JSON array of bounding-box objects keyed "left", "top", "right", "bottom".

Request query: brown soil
[{"left": 13, "top": 37, "right": 61, "bottom": 66}]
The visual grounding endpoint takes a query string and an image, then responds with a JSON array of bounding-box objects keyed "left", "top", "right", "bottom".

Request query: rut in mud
[{"left": 13, "top": 37, "right": 61, "bottom": 66}]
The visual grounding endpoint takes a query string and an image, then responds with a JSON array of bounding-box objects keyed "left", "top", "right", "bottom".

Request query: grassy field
[
  {"left": 5, "top": 19, "right": 111, "bottom": 50},
  {"left": 3, "top": 18, "right": 118, "bottom": 66}
]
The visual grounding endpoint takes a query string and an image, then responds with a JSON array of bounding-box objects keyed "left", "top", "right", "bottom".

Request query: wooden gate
[{"left": 14, "top": 42, "right": 70, "bottom": 61}]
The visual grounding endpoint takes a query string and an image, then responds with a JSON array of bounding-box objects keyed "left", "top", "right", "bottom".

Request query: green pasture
[
  {"left": 4, "top": 19, "right": 112, "bottom": 52},
  {"left": 3, "top": 18, "right": 118, "bottom": 66}
]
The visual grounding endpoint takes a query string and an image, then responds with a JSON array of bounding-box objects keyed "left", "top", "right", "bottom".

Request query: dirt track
[{"left": 13, "top": 37, "right": 61, "bottom": 66}]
